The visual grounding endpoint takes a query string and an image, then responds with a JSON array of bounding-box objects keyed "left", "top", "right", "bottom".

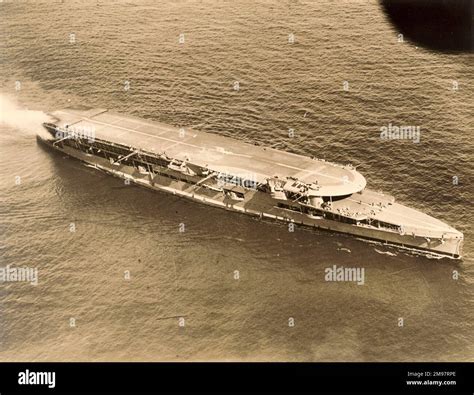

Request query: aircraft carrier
[{"left": 37, "top": 107, "right": 464, "bottom": 258}]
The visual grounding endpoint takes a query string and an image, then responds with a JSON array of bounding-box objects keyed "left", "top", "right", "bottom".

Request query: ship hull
[{"left": 37, "top": 133, "right": 463, "bottom": 259}]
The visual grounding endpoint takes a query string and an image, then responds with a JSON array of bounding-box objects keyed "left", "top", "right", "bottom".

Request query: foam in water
[
  {"left": 374, "top": 248, "right": 398, "bottom": 257},
  {"left": 0, "top": 95, "right": 52, "bottom": 135}
]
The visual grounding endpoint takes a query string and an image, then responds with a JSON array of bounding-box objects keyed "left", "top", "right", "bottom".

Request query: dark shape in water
[{"left": 380, "top": 0, "right": 473, "bottom": 52}]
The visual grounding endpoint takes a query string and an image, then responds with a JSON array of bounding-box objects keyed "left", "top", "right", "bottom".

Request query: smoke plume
[{"left": 0, "top": 95, "right": 52, "bottom": 135}]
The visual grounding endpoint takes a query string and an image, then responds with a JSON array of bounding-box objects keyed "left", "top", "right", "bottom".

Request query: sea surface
[{"left": 0, "top": 0, "right": 472, "bottom": 361}]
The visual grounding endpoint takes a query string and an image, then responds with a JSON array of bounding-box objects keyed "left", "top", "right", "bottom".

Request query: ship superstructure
[{"left": 38, "top": 107, "right": 463, "bottom": 258}]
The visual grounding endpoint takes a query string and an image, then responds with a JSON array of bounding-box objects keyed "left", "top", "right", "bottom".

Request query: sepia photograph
[{"left": 0, "top": 0, "right": 472, "bottom": 393}]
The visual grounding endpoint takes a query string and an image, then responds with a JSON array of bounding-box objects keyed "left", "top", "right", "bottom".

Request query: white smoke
[{"left": 0, "top": 95, "right": 52, "bottom": 135}]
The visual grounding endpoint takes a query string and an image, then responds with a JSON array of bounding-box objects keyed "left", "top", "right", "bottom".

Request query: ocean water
[{"left": 0, "top": 0, "right": 472, "bottom": 361}]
